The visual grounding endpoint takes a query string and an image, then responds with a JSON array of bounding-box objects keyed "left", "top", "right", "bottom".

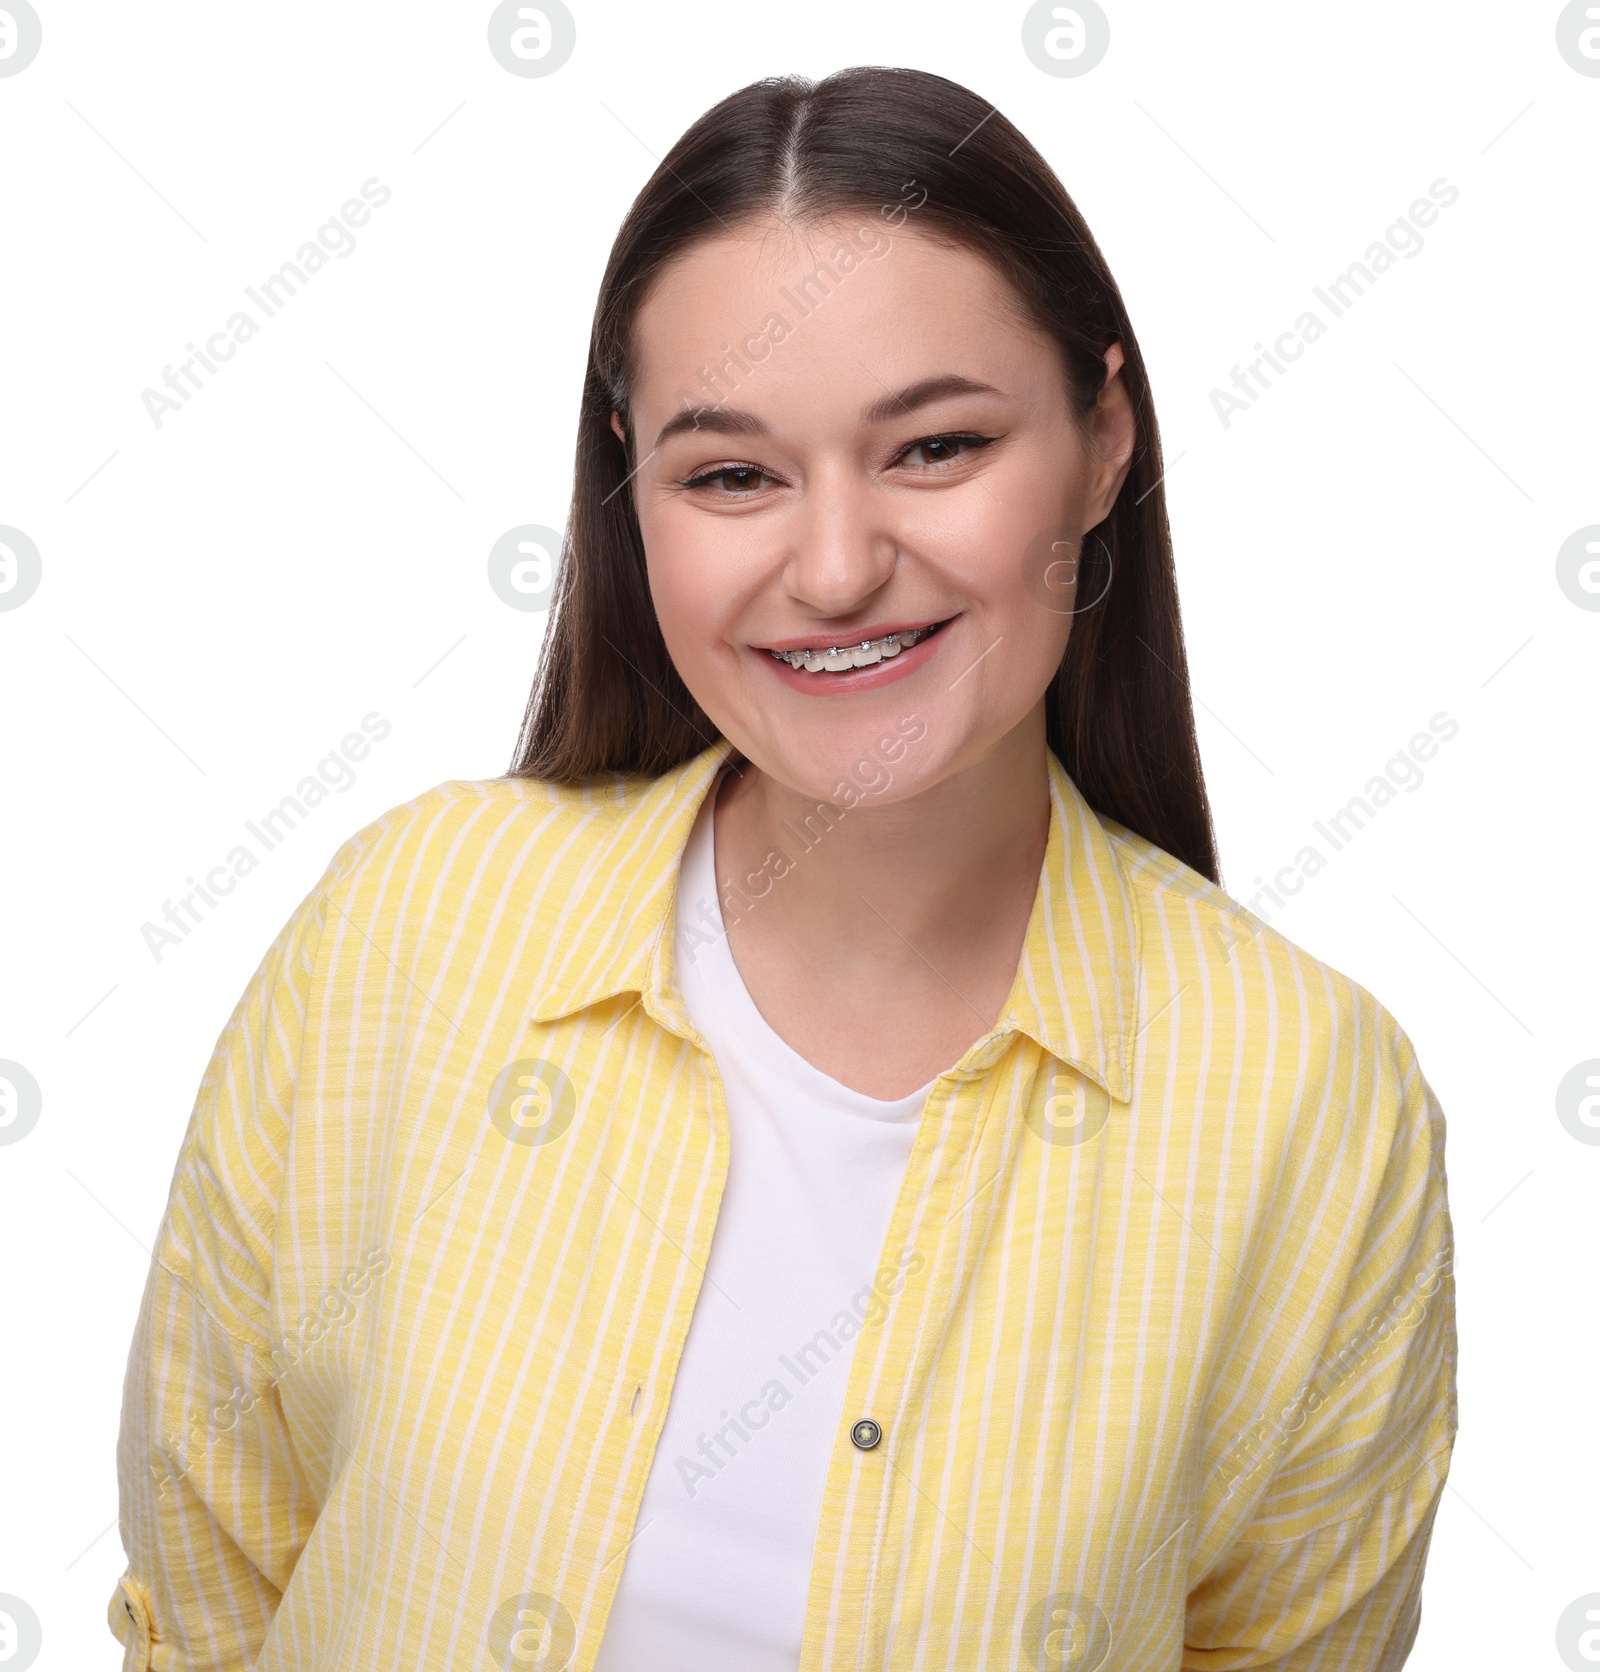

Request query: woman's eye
[
  {"left": 683, "top": 465, "right": 770, "bottom": 494},
  {"left": 899, "top": 433, "right": 993, "bottom": 468}
]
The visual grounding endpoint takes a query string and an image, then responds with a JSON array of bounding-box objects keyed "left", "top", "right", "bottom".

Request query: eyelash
[{"left": 678, "top": 432, "right": 997, "bottom": 493}]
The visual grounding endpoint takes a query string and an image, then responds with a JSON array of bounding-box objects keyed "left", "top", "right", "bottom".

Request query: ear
[
  {"left": 1081, "top": 342, "right": 1137, "bottom": 531},
  {"left": 609, "top": 411, "right": 627, "bottom": 445}
]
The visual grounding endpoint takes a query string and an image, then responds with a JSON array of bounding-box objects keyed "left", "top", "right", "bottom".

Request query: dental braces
[{"left": 767, "top": 623, "right": 938, "bottom": 672}]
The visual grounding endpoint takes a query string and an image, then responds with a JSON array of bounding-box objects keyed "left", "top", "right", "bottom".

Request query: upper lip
[{"left": 753, "top": 616, "right": 952, "bottom": 653}]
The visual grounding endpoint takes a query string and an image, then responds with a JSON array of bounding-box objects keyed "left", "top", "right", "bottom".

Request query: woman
[{"left": 110, "top": 68, "right": 1457, "bottom": 1672}]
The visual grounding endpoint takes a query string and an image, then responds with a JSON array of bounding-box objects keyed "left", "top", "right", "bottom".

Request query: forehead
[{"left": 628, "top": 215, "right": 1053, "bottom": 419}]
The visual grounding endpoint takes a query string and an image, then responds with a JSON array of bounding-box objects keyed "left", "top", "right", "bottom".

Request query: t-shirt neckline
[{"left": 674, "top": 771, "right": 935, "bottom": 1122}]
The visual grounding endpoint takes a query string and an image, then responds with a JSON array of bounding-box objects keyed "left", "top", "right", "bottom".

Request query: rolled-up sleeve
[
  {"left": 1186, "top": 1011, "right": 1459, "bottom": 1669},
  {"left": 108, "top": 878, "right": 332, "bottom": 1670}
]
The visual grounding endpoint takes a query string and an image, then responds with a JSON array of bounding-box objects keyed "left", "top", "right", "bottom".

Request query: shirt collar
[
  {"left": 1007, "top": 750, "right": 1142, "bottom": 1103},
  {"left": 525, "top": 737, "right": 1140, "bottom": 1102}
]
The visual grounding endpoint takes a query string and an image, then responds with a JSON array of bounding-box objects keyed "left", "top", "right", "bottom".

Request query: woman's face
[{"left": 620, "top": 214, "right": 1135, "bottom": 806}]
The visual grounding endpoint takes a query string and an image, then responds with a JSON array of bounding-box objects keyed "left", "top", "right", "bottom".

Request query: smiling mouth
[{"left": 764, "top": 618, "right": 953, "bottom": 674}]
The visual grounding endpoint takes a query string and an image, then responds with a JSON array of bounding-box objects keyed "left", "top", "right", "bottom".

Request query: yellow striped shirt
[{"left": 109, "top": 737, "right": 1458, "bottom": 1670}]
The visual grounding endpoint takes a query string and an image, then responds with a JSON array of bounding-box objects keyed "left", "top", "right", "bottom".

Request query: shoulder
[
  {"left": 284, "top": 770, "right": 683, "bottom": 976},
  {"left": 312, "top": 772, "right": 657, "bottom": 895},
  {"left": 1096, "top": 819, "right": 1449, "bottom": 1340},
  {"left": 1097, "top": 812, "right": 1426, "bottom": 1112}
]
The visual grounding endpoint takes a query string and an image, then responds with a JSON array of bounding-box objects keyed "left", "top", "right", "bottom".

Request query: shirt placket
[{"left": 798, "top": 1026, "right": 1020, "bottom": 1671}]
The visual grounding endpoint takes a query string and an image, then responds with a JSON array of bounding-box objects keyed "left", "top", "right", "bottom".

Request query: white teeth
[{"left": 768, "top": 622, "right": 941, "bottom": 672}]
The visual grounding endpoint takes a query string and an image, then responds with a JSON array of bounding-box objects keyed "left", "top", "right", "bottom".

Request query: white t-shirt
[{"left": 592, "top": 774, "right": 933, "bottom": 1672}]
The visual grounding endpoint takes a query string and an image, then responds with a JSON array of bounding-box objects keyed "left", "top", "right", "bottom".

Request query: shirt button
[{"left": 850, "top": 1417, "right": 882, "bottom": 1450}]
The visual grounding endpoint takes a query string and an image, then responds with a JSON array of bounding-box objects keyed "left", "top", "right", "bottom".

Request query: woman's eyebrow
[
  {"left": 652, "top": 374, "right": 1003, "bottom": 452},
  {"left": 860, "top": 374, "right": 1002, "bottom": 424},
  {"left": 654, "top": 405, "right": 768, "bottom": 450}
]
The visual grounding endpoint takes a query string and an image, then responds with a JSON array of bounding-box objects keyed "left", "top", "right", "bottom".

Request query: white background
[{"left": 0, "top": 1, "right": 1594, "bottom": 1666}]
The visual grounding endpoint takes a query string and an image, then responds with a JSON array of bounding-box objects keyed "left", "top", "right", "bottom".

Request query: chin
[{"left": 736, "top": 709, "right": 945, "bottom": 812}]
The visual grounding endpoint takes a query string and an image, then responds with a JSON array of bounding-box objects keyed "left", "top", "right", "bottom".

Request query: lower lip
[{"left": 755, "top": 622, "right": 954, "bottom": 696}]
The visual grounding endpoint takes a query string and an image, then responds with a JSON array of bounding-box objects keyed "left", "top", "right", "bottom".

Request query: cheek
[
  {"left": 638, "top": 503, "right": 750, "bottom": 688},
  {"left": 988, "top": 445, "right": 1088, "bottom": 622},
  {"left": 901, "top": 476, "right": 1077, "bottom": 655}
]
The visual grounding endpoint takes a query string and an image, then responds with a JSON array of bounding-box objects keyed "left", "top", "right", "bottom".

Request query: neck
[{"left": 711, "top": 713, "right": 1052, "bottom": 1004}]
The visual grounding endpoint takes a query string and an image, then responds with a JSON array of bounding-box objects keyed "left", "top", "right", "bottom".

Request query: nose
[{"left": 782, "top": 464, "right": 898, "bottom": 618}]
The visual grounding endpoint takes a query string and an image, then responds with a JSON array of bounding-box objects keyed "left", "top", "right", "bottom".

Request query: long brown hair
[{"left": 509, "top": 66, "right": 1219, "bottom": 883}]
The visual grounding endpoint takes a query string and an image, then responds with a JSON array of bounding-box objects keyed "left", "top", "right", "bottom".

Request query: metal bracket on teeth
[{"left": 769, "top": 626, "right": 931, "bottom": 666}]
